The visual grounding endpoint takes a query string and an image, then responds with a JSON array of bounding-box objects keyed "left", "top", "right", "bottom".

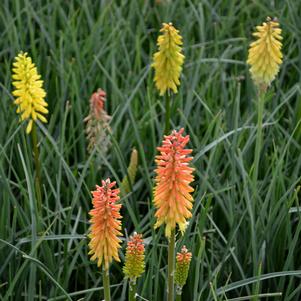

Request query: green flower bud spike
[
  {"left": 123, "top": 233, "right": 145, "bottom": 301},
  {"left": 175, "top": 245, "right": 192, "bottom": 299},
  {"left": 121, "top": 148, "right": 138, "bottom": 196}
]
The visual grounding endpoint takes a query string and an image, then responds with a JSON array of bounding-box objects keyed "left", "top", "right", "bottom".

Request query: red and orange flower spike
[
  {"left": 123, "top": 233, "right": 145, "bottom": 280},
  {"left": 88, "top": 179, "right": 123, "bottom": 270},
  {"left": 153, "top": 128, "right": 194, "bottom": 238}
]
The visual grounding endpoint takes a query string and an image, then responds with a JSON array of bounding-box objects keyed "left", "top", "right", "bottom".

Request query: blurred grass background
[{"left": 1, "top": 0, "right": 301, "bottom": 300}]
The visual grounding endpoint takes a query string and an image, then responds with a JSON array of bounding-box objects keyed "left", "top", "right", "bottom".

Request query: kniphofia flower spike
[
  {"left": 123, "top": 233, "right": 145, "bottom": 280},
  {"left": 152, "top": 23, "right": 185, "bottom": 96},
  {"left": 153, "top": 128, "right": 194, "bottom": 238},
  {"left": 88, "top": 179, "right": 123, "bottom": 270},
  {"left": 12, "top": 52, "right": 48, "bottom": 134},
  {"left": 175, "top": 245, "right": 192, "bottom": 292},
  {"left": 121, "top": 148, "right": 138, "bottom": 195},
  {"left": 247, "top": 17, "right": 283, "bottom": 89},
  {"left": 84, "top": 88, "right": 111, "bottom": 153}
]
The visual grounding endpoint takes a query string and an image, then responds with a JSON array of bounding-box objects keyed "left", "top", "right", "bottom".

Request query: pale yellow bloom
[
  {"left": 12, "top": 52, "right": 48, "bottom": 134},
  {"left": 152, "top": 23, "right": 185, "bottom": 96},
  {"left": 247, "top": 17, "right": 283, "bottom": 88}
]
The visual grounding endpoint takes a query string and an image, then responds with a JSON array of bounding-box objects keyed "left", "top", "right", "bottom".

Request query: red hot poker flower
[
  {"left": 153, "top": 128, "right": 194, "bottom": 238},
  {"left": 175, "top": 245, "right": 192, "bottom": 289},
  {"left": 123, "top": 233, "right": 145, "bottom": 280},
  {"left": 84, "top": 88, "right": 111, "bottom": 153},
  {"left": 88, "top": 179, "right": 123, "bottom": 270},
  {"left": 90, "top": 89, "right": 106, "bottom": 118}
]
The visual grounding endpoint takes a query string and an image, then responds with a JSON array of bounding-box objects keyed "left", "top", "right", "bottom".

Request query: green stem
[
  {"left": 28, "top": 122, "right": 42, "bottom": 300},
  {"left": 176, "top": 294, "right": 181, "bottom": 301},
  {"left": 250, "top": 91, "right": 265, "bottom": 276},
  {"left": 167, "top": 230, "right": 175, "bottom": 301},
  {"left": 253, "top": 261, "right": 262, "bottom": 301},
  {"left": 103, "top": 268, "right": 111, "bottom": 301},
  {"left": 252, "top": 91, "right": 265, "bottom": 184},
  {"left": 31, "top": 122, "right": 42, "bottom": 215},
  {"left": 129, "top": 279, "right": 137, "bottom": 301},
  {"left": 165, "top": 91, "right": 171, "bottom": 135}
]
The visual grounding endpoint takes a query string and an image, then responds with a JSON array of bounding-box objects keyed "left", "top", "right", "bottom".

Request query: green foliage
[{"left": 1, "top": 0, "right": 301, "bottom": 300}]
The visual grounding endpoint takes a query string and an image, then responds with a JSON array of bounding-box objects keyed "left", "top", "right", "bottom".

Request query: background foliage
[{"left": 1, "top": 0, "right": 301, "bottom": 300}]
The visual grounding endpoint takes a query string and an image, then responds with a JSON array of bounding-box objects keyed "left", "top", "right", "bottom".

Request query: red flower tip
[{"left": 90, "top": 88, "right": 106, "bottom": 118}]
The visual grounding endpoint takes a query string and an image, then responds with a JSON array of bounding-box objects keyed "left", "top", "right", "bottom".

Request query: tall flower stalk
[
  {"left": 12, "top": 52, "right": 48, "bottom": 214},
  {"left": 247, "top": 17, "right": 283, "bottom": 183},
  {"left": 153, "top": 128, "right": 194, "bottom": 301},
  {"left": 247, "top": 18, "right": 283, "bottom": 300},
  {"left": 152, "top": 23, "right": 185, "bottom": 134},
  {"left": 123, "top": 233, "right": 145, "bottom": 301},
  {"left": 88, "top": 179, "right": 123, "bottom": 301},
  {"left": 152, "top": 24, "right": 186, "bottom": 300}
]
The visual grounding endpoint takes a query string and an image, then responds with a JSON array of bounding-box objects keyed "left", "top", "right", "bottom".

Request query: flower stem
[
  {"left": 103, "top": 268, "right": 111, "bottom": 301},
  {"left": 129, "top": 280, "right": 137, "bottom": 301},
  {"left": 167, "top": 229, "right": 175, "bottom": 301},
  {"left": 176, "top": 294, "right": 182, "bottom": 301},
  {"left": 31, "top": 122, "right": 42, "bottom": 215},
  {"left": 165, "top": 91, "right": 171, "bottom": 135},
  {"left": 252, "top": 91, "right": 265, "bottom": 184}
]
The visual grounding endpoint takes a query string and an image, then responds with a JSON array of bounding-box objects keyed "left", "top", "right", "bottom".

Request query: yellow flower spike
[
  {"left": 12, "top": 52, "right": 48, "bottom": 134},
  {"left": 152, "top": 23, "right": 185, "bottom": 96},
  {"left": 247, "top": 17, "right": 283, "bottom": 90}
]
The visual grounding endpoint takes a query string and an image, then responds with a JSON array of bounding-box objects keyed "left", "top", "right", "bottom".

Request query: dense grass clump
[{"left": 1, "top": 0, "right": 301, "bottom": 300}]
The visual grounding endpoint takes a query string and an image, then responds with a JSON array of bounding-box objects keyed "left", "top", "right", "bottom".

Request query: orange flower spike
[
  {"left": 153, "top": 128, "right": 195, "bottom": 238},
  {"left": 88, "top": 179, "right": 123, "bottom": 270}
]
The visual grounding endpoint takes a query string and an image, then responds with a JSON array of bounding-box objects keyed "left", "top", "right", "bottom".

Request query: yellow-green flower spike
[
  {"left": 12, "top": 52, "right": 48, "bottom": 134},
  {"left": 152, "top": 23, "right": 185, "bottom": 96},
  {"left": 121, "top": 148, "right": 138, "bottom": 195},
  {"left": 175, "top": 245, "right": 192, "bottom": 294},
  {"left": 247, "top": 17, "right": 283, "bottom": 90},
  {"left": 123, "top": 233, "right": 145, "bottom": 281}
]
